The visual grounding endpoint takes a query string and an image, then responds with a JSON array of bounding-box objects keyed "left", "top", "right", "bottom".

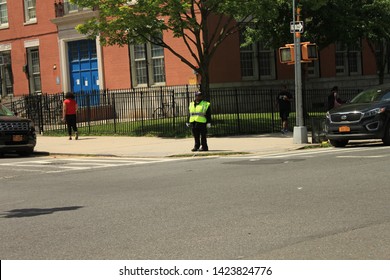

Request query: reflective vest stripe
[
  {"left": 189, "top": 101, "right": 210, "bottom": 123},
  {"left": 190, "top": 112, "right": 206, "bottom": 116}
]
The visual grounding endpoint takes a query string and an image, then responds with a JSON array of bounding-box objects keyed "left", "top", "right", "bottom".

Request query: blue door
[{"left": 68, "top": 40, "right": 99, "bottom": 106}]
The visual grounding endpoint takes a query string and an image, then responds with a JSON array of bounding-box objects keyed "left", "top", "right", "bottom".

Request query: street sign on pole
[{"left": 290, "top": 21, "right": 304, "bottom": 33}]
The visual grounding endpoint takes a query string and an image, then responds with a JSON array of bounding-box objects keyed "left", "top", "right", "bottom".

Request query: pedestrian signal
[
  {"left": 279, "top": 46, "right": 294, "bottom": 64},
  {"left": 279, "top": 42, "right": 318, "bottom": 64},
  {"left": 301, "top": 43, "right": 318, "bottom": 60}
]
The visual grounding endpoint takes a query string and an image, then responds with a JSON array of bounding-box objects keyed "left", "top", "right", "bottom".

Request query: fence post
[
  {"left": 140, "top": 91, "right": 144, "bottom": 134},
  {"left": 270, "top": 89, "right": 276, "bottom": 133},
  {"left": 235, "top": 88, "right": 241, "bottom": 133},
  {"left": 171, "top": 90, "right": 176, "bottom": 134},
  {"left": 38, "top": 94, "right": 44, "bottom": 134},
  {"left": 86, "top": 92, "right": 91, "bottom": 134},
  {"left": 111, "top": 90, "right": 117, "bottom": 134}
]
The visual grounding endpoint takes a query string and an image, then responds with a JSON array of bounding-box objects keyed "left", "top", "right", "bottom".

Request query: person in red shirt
[{"left": 62, "top": 92, "right": 79, "bottom": 140}]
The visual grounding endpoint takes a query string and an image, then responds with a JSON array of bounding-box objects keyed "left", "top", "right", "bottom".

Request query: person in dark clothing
[
  {"left": 187, "top": 92, "right": 211, "bottom": 152},
  {"left": 276, "top": 85, "right": 293, "bottom": 133},
  {"left": 327, "top": 86, "right": 344, "bottom": 111}
]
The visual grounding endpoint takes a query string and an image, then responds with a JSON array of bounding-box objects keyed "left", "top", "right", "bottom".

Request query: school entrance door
[{"left": 68, "top": 40, "right": 99, "bottom": 106}]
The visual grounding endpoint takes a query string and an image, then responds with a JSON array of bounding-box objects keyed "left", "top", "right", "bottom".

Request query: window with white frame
[
  {"left": 239, "top": 33, "right": 275, "bottom": 80},
  {"left": 151, "top": 43, "right": 165, "bottom": 83},
  {"left": 0, "top": 0, "right": 8, "bottom": 27},
  {"left": 24, "top": 0, "right": 36, "bottom": 23},
  {"left": 0, "top": 51, "right": 13, "bottom": 96},
  {"left": 240, "top": 42, "right": 256, "bottom": 77},
  {"left": 130, "top": 38, "right": 166, "bottom": 87},
  {"left": 335, "top": 41, "right": 362, "bottom": 76},
  {"left": 258, "top": 42, "right": 275, "bottom": 78},
  {"left": 26, "top": 47, "right": 42, "bottom": 94}
]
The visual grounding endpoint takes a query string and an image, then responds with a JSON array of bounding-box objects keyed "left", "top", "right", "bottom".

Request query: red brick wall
[
  {"left": 209, "top": 31, "right": 242, "bottom": 83},
  {"left": 1, "top": 0, "right": 59, "bottom": 95},
  {"left": 320, "top": 45, "right": 336, "bottom": 77},
  {"left": 163, "top": 34, "right": 196, "bottom": 86},
  {"left": 361, "top": 40, "right": 376, "bottom": 76},
  {"left": 102, "top": 45, "right": 131, "bottom": 89}
]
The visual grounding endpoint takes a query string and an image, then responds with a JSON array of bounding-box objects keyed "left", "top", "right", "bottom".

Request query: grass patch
[{"left": 42, "top": 112, "right": 327, "bottom": 138}]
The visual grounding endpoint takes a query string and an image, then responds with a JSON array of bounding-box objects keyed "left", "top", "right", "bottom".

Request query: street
[{"left": 1, "top": 143, "right": 390, "bottom": 259}]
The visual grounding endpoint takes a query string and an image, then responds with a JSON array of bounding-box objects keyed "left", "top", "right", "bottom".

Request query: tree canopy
[
  {"left": 72, "top": 0, "right": 390, "bottom": 90},
  {"left": 72, "top": 0, "right": 277, "bottom": 95},
  {"left": 248, "top": 0, "right": 390, "bottom": 84}
]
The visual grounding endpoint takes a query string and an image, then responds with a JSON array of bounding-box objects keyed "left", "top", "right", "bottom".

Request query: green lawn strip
[{"left": 42, "top": 112, "right": 327, "bottom": 137}]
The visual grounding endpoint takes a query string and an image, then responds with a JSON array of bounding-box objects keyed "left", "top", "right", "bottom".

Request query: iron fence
[{"left": 3, "top": 85, "right": 361, "bottom": 137}]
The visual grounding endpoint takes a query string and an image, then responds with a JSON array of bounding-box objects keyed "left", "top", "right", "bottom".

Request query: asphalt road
[{"left": 1, "top": 143, "right": 390, "bottom": 260}]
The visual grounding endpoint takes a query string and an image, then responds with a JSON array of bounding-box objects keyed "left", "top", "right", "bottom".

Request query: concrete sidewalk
[{"left": 34, "top": 133, "right": 314, "bottom": 158}]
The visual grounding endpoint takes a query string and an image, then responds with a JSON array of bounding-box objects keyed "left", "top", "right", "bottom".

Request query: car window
[
  {"left": 0, "top": 104, "right": 15, "bottom": 116},
  {"left": 350, "top": 88, "right": 390, "bottom": 103},
  {"left": 380, "top": 91, "right": 390, "bottom": 101}
]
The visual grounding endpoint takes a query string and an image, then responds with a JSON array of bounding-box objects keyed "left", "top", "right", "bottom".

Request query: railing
[{"left": 3, "top": 85, "right": 361, "bottom": 137}]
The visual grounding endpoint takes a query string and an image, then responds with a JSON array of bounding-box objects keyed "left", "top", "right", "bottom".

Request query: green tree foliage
[
  {"left": 71, "top": 0, "right": 277, "bottom": 96},
  {"left": 307, "top": 0, "right": 390, "bottom": 84},
  {"left": 248, "top": 0, "right": 390, "bottom": 84},
  {"left": 72, "top": 0, "right": 390, "bottom": 89}
]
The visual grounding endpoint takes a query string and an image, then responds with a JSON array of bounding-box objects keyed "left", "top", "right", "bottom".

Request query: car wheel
[
  {"left": 329, "top": 139, "right": 349, "bottom": 147},
  {"left": 382, "top": 122, "right": 390, "bottom": 145}
]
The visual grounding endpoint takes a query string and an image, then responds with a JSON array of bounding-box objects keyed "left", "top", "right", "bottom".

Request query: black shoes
[{"left": 191, "top": 147, "right": 208, "bottom": 152}]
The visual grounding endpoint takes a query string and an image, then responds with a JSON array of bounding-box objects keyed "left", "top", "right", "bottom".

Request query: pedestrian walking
[
  {"left": 62, "top": 92, "right": 79, "bottom": 140},
  {"left": 327, "top": 86, "right": 344, "bottom": 111},
  {"left": 187, "top": 91, "right": 211, "bottom": 152},
  {"left": 276, "top": 85, "right": 293, "bottom": 133}
]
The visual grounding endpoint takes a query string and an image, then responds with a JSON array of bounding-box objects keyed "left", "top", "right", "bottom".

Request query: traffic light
[
  {"left": 279, "top": 42, "right": 318, "bottom": 64},
  {"left": 279, "top": 46, "right": 294, "bottom": 64},
  {"left": 301, "top": 42, "right": 318, "bottom": 60}
]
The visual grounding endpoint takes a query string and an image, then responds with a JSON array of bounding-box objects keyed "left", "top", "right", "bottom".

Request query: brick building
[{"left": 0, "top": 0, "right": 388, "bottom": 98}]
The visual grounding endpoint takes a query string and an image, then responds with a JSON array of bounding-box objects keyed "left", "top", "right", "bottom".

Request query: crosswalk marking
[
  {"left": 226, "top": 145, "right": 390, "bottom": 160},
  {"left": 0, "top": 157, "right": 180, "bottom": 173}
]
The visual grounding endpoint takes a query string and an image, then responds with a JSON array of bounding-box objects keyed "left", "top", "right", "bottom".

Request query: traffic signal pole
[{"left": 292, "top": 0, "right": 308, "bottom": 144}]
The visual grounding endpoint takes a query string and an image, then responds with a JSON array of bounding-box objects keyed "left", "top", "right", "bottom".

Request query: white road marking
[
  {"left": 336, "top": 155, "right": 386, "bottom": 158},
  {"left": 0, "top": 157, "right": 182, "bottom": 173},
  {"left": 226, "top": 145, "right": 390, "bottom": 159}
]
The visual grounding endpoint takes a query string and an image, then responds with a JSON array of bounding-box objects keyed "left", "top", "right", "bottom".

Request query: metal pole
[{"left": 292, "top": 0, "right": 308, "bottom": 144}]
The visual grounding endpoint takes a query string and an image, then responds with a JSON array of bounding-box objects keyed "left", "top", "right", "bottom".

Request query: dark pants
[
  {"left": 65, "top": 114, "right": 78, "bottom": 136},
  {"left": 191, "top": 122, "right": 208, "bottom": 149},
  {"left": 279, "top": 110, "right": 290, "bottom": 121}
]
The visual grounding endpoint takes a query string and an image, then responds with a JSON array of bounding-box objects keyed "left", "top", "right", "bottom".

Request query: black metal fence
[{"left": 3, "top": 85, "right": 361, "bottom": 137}]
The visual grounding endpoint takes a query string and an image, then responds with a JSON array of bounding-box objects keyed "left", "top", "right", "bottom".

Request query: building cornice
[{"left": 51, "top": 10, "right": 99, "bottom": 27}]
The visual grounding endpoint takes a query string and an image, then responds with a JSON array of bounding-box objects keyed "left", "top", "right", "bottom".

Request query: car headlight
[
  {"left": 326, "top": 111, "right": 330, "bottom": 119},
  {"left": 363, "top": 107, "right": 385, "bottom": 118}
]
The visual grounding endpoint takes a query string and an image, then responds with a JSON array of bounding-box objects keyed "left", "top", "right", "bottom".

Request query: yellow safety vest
[{"left": 189, "top": 100, "right": 210, "bottom": 123}]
